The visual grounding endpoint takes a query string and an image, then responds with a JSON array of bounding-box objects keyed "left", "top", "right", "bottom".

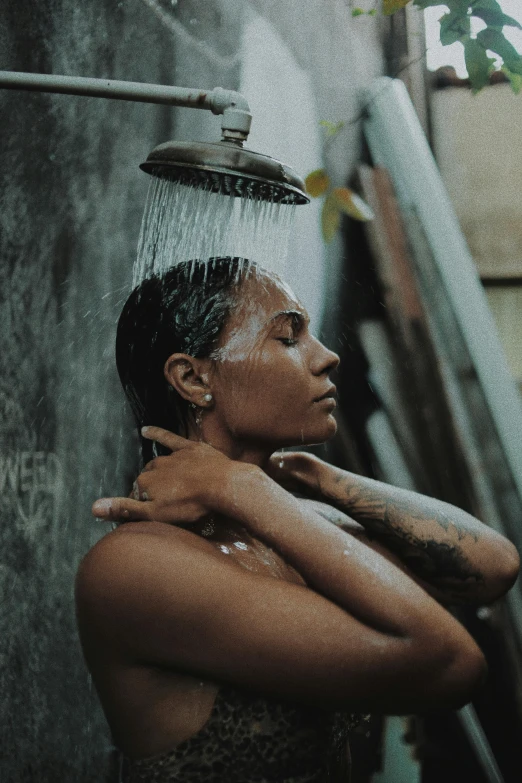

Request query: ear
[{"left": 164, "top": 353, "right": 211, "bottom": 405}]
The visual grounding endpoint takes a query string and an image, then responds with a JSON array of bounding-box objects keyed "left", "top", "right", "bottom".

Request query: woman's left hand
[{"left": 265, "top": 451, "right": 325, "bottom": 499}]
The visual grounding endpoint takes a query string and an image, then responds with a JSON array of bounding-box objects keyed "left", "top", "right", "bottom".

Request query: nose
[{"left": 311, "top": 337, "right": 340, "bottom": 376}]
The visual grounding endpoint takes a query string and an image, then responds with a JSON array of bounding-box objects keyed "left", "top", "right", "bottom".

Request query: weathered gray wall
[
  {"left": 1, "top": 2, "right": 203, "bottom": 779},
  {"left": 0, "top": 1, "right": 383, "bottom": 780}
]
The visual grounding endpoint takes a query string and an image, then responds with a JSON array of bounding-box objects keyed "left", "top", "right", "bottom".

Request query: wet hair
[{"left": 116, "top": 257, "right": 252, "bottom": 461}]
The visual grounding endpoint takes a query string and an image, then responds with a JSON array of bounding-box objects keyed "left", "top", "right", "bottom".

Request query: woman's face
[{"left": 208, "top": 268, "right": 340, "bottom": 449}]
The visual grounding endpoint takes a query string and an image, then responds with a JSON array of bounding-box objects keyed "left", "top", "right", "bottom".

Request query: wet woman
[{"left": 75, "top": 257, "right": 520, "bottom": 783}]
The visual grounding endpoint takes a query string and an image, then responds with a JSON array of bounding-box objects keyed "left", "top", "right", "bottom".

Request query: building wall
[
  {"left": 431, "top": 84, "right": 522, "bottom": 385},
  {"left": 0, "top": 2, "right": 384, "bottom": 779}
]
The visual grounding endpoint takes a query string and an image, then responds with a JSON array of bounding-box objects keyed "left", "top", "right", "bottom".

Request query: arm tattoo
[{"left": 328, "top": 474, "right": 484, "bottom": 596}]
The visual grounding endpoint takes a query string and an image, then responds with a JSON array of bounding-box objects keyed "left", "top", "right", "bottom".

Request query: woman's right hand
[{"left": 92, "top": 426, "right": 236, "bottom": 525}]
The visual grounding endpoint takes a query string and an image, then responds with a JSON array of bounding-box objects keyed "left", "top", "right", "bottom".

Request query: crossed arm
[
  {"left": 87, "top": 428, "right": 522, "bottom": 711},
  {"left": 94, "top": 430, "right": 520, "bottom": 608},
  {"left": 278, "top": 453, "right": 520, "bottom": 606}
]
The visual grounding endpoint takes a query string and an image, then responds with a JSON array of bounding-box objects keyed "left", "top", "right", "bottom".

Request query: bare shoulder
[
  {"left": 77, "top": 519, "right": 225, "bottom": 570},
  {"left": 81, "top": 520, "right": 213, "bottom": 558},
  {"left": 75, "top": 522, "right": 232, "bottom": 614}
]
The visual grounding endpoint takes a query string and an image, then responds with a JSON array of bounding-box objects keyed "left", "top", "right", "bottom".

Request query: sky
[{"left": 424, "top": 0, "right": 522, "bottom": 77}]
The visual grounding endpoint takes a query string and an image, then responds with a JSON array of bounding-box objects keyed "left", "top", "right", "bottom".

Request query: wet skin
[
  {"left": 77, "top": 268, "right": 517, "bottom": 760},
  {"left": 80, "top": 270, "right": 345, "bottom": 758},
  {"left": 163, "top": 267, "right": 341, "bottom": 464}
]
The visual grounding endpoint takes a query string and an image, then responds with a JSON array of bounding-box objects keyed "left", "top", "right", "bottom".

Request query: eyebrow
[{"left": 269, "top": 310, "right": 310, "bottom": 331}]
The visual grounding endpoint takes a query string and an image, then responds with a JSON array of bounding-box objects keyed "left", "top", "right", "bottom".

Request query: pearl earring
[{"left": 203, "top": 393, "right": 213, "bottom": 402}]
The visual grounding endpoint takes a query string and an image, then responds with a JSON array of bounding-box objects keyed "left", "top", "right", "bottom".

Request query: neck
[
  {"left": 185, "top": 419, "right": 279, "bottom": 543},
  {"left": 187, "top": 421, "right": 274, "bottom": 471}
]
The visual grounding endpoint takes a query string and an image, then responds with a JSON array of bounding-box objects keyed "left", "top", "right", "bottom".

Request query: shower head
[
  {"left": 0, "top": 72, "right": 308, "bottom": 203},
  {"left": 140, "top": 140, "right": 310, "bottom": 205}
]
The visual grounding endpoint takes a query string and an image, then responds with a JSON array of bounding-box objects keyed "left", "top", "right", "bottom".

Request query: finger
[
  {"left": 92, "top": 497, "right": 152, "bottom": 522},
  {"left": 141, "top": 426, "right": 192, "bottom": 453},
  {"left": 131, "top": 479, "right": 151, "bottom": 501},
  {"left": 271, "top": 451, "right": 308, "bottom": 462},
  {"left": 141, "top": 456, "right": 169, "bottom": 473},
  {"left": 267, "top": 453, "right": 292, "bottom": 473}
]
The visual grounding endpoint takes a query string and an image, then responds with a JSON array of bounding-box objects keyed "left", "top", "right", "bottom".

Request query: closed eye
[{"left": 277, "top": 337, "right": 298, "bottom": 346}]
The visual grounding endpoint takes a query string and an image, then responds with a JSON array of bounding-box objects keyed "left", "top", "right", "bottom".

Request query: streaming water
[{"left": 133, "top": 176, "right": 297, "bottom": 286}]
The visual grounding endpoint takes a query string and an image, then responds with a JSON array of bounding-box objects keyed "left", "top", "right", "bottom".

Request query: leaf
[
  {"left": 477, "top": 28, "right": 522, "bottom": 74},
  {"left": 502, "top": 65, "right": 522, "bottom": 94},
  {"left": 319, "top": 120, "right": 345, "bottom": 137},
  {"left": 470, "top": 0, "right": 522, "bottom": 30},
  {"left": 351, "top": 7, "right": 366, "bottom": 16},
  {"left": 470, "top": 0, "right": 498, "bottom": 7},
  {"left": 414, "top": 0, "right": 463, "bottom": 9},
  {"left": 382, "top": 0, "right": 411, "bottom": 15},
  {"left": 472, "top": 9, "right": 522, "bottom": 30},
  {"left": 305, "top": 169, "right": 330, "bottom": 198},
  {"left": 332, "top": 187, "right": 375, "bottom": 221},
  {"left": 464, "top": 38, "right": 496, "bottom": 92},
  {"left": 439, "top": 10, "right": 471, "bottom": 46},
  {"left": 321, "top": 194, "right": 341, "bottom": 243}
]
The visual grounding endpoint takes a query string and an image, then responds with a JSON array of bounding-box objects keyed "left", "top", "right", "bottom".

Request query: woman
[{"left": 76, "top": 257, "right": 519, "bottom": 783}]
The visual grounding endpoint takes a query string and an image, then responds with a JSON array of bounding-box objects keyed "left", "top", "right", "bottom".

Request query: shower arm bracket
[{"left": 0, "top": 71, "right": 253, "bottom": 143}]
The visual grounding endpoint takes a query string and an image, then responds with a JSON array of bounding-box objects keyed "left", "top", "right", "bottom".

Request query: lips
[{"left": 315, "top": 386, "right": 337, "bottom": 402}]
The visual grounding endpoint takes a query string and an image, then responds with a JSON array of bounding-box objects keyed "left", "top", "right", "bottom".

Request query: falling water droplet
[{"left": 134, "top": 178, "right": 297, "bottom": 286}]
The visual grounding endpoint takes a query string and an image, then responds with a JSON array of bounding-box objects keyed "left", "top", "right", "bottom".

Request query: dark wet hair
[{"left": 116, "top": 257, "right": 251, "bottom": 461}]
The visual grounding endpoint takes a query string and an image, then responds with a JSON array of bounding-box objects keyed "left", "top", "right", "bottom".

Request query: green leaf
[
  {"left": 382, "top": 0, "right": 411, "bottom": 16},
  {"left": 414, "top": 0, "right": 461, "bottom": 9},
  {"left": 305, "top": 169, "right": 330, "bottom": 198},
  {"left": 319, "top": 120, "right": 345, "bottom": 137},
  {"left": 464, "top": 38, "right": 496, "bottom": 92},
  {"left": 502, "top": 65, "right": 522, "bottom": 94},
  {"left": 321, "top": 194, "right": 341, "bottom": 243},
  {"left": 470, "top": 0, "right": 499, "bottom": 7},
  {"left": 368, "top": 8, "right": 378, "bottom": 15},
  {"left": 477, "top": 28, "right": 522, "bottom": 74},
  {"left": 351, "top": 7, "right": 366, "bottom": 16},
  {"left": 439, "top": 10, "right": 471, "bottom": 46},
  {"left": 471, "top": 1, "right": 522, "bottom": 31},
  {"left": 333, "top": 188, "right": 375, "bottom": 221}
]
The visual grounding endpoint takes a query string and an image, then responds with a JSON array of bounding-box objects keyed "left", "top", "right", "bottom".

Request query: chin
[
  {"left": 318, "top": 416, "right": 338, "bottom": 442},
  {"left": 288, "top": 415, "right": 338, "bottom": 447}
]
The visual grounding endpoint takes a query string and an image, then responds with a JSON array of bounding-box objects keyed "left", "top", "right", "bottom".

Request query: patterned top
[{"left": 119, "top": 683, "right": 369, "bottom": 783}]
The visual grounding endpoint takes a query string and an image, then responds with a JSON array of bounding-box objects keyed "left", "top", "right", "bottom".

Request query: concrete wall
[
  {"left": 0, "top": 1, "right": 384, "bottom": 779},
  {"left": 1, "top": 2, "right": 184, "bottom": 779}
]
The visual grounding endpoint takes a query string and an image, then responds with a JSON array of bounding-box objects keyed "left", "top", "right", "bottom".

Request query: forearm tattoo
[{"left": 327, "top": 472, "right": 484, "bottom": 598}]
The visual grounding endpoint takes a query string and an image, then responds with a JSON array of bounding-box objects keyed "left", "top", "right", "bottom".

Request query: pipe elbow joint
[{"left": 209, "top": 88, "right": 253, "bottom": 142}]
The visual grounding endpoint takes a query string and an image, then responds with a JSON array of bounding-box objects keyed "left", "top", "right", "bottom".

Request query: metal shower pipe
[{"left": 0, "top": 70, "right": 252, "bottom": 142}]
